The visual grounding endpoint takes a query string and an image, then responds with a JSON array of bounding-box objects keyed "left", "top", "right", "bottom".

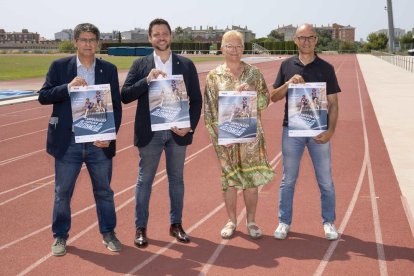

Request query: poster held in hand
[
  {"left": 218, "top": 91, "right": 257, "bottom": 145},
  {"left": 69, "top": 84, "right": 116, "bottom": 143},
  {"left": 287, "top": 82, "right": 328, "bottom": 137},
  {"left": 148, "top": 75, "right": 190, "bottom": 131}
]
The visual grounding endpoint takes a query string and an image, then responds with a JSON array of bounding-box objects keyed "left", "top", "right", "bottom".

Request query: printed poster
[
  {"left": 218, "top": 91, "right": 257, "bottom": 145},
  {"left": 287, "top": 82, "right": 328, "bottom": 137},
  {"left": 148, "top": 75, "right": 190, "bottom": 131},
  {"left": 69, "top": 84, "right": 116, "bottom": 143}
]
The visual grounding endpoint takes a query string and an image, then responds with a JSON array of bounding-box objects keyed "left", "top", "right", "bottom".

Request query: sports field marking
[
  {"left": 314, "top": 56, "right": 387, "bottom": 276},
  {"left": 199, "top": 154, "right": 282, "bottom": 276},
  {"left": 15, "top": 143, "right": 212, "bottom": 275},
  {"left": 0, "top": 128, "right": 46, "bottom": 143},
  {"left": 126, "top": 153, "right": 282, "bottom": 275},
  {"left": 0, "top": 115, "right": 49, "bottom": 128},
  {"left": 0, "top": 106, "right": 44, "bottom": 116},
  {"left": 0, "top": 149, "right": 44, "bottom": 167}
]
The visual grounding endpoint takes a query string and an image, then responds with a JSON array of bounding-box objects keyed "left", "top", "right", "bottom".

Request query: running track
[{"left": 0, "top": 55, "right": 413, "bottom": 275}]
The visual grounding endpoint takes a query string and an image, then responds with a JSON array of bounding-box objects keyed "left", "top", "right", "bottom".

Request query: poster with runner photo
[
  {"left": 148, "top": 75, "right": 190, "bottom": 131},
  {"left": 287, "top": 82, "right": 328, "bottom": 137},
  {"left": 218, "top": 91, "right": 257, "bottom": 145},
  {"left": 69, "top": 84, "right": 116, "bottom": 143}
]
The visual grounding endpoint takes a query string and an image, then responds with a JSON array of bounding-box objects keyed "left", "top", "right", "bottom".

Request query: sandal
[
  {"left": 246, "top": 222, "right": 262, "bottom": 239},
  {"left": 221, "top": 220, "right": 236, "bottom": 239}
]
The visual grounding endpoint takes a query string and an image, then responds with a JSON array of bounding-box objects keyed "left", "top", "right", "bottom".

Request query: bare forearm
[
  {"left": 327, "top": 94, "right": 339, "bottom": 133},
  {"left": 270, "top": 82, "right": 288, "bottom": 102}
]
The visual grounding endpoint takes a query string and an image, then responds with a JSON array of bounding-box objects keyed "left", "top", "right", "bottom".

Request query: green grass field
[{"left": 0, "top": 54, "right": 224, "bottom": 81}]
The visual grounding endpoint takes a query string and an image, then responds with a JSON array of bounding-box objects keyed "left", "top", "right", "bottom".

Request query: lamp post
[{"left": 385, "top": 0, "right": 395, "bottom": 53}]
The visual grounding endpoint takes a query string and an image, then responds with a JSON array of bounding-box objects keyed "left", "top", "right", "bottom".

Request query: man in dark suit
[
  {"left": 121, "top": 18, "right": 202, "bottom": 248},
  {"left": 38, "top": 23, "right": 122, "bottom": 256}
]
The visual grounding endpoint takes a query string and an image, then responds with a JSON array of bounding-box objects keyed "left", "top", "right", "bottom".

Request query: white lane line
[
  {"left": 198, "top": 209, "right": 247, "bottom": 276},
  {"left": 0, "top": 149, "right": 44, "bottom": 166},
  {"left": 0, "top": 128, "right": 46, "bottom": 143},
  {"left": 0, "top": 106, "right": 44, "bottom": 116},
  {"left": 3, "top": 144, "right": 211, "bottom": 251},
  {"left": 313, "top": 148, "right": 367, "bottom": 276},
  {"left": 17, "top": 192, "right": 137, "bottom": 276},
  {"left": 0, "top": 145, "right": 136, "bottom": 205},
  {"left": 0, "top": 174, "right": 55, "bottom": 196},
  {"left": 198, "top": 155, "right": 281, "bottom": 276},
  {"left": 16, "top": 143, "right": 213, "bottom": 275},
  {"left": 0, "top": 166, "right": 136, "bottom": 251},
  {"left": 126, "top": 154, "right": 282, "bottom": 275},
  {"left": 0, "top": 105, "right": 136, "bottom": 143},
  {"left": 359, "top": 64, "right": 387, "bottom": 276},
  {"left": 0, "top": 181, "right": 53, "bottom": 206},
  {"left": 313, "top": 56, "right": 387, "bottom": 276},
  {"left": 0, "top": 115, "right": 49, "bottom": 128},
  {"left": 0, "top": 125, "right": 136, "bottom": 197}
]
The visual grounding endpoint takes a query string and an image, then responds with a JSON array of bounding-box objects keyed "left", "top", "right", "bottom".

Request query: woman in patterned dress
[{"left": 204, "top": 30, "right": 275, "bottom": 239}]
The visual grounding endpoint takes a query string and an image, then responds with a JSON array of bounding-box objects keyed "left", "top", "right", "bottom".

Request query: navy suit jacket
[
  {"left": 38, "top": 56, "right": 122, "bottom": 159},
  {"left": 121, "top": 53, "right": 202, "bottom": 147}
]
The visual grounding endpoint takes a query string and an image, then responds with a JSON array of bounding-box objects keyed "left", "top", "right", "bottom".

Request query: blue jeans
[
  {"left": 52, "top": 136, "right": 116, "bottom": 239},
  {"left": 278, "top": 127, "right": 336, "bottom": 225},
  {"left": 135, "top": 130, "right": 187, "bottom": 228}
]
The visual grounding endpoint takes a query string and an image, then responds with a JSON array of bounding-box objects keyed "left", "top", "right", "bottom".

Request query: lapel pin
[
  {"left": 177, "top": 61, "right": 180, "bottom": 64},
  {"left": 100, "top": 69, "right": 103, "bottom": 73}
]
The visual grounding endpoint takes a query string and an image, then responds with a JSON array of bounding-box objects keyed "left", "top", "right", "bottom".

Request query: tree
[
  {"left": 315, "top": 29, "right": 334, "bottom": 51},
  {"left": 364, "top": 33, "right": 388, "bottom": 51},
  {"left": 399, "top": 31, "right": 414, "bottom": 50},
  {"left": 268, "top": 30, "right": 284, "bottom": 41},
  {"left": 399, "top": 31, "right": 414, "bottom": 44},
  {"left": 59, "top": 40, "right": 75, "bottom": 53},
  {"left": 339, "top": 41, "right": 358, "bottom": 53},
  {"left": 173, "top": 26, "right": 193, "bottom": 42}
]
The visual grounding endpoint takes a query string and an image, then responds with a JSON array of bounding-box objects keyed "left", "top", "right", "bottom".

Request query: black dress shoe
[
  {"left": 134, "top": 227, "right": 148, "bottom": 248},
  {"left": 169, "top": 223, "right": 190, "bottom": 243}
]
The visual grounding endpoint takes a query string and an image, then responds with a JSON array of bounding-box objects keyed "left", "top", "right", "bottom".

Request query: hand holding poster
[
  {"left": 287, "top": 82, "right": 328, "bottom": 137},
  {"left": 148, "top": 75, "right": 190, "bottom": 131},
  {"left": 69, "top": 84, "right": 116, "bottom": 143},
  {"left": 218, "top": 91, "right": 257, "bottom": 145}
]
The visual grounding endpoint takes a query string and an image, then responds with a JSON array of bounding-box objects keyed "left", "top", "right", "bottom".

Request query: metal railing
[{"left": 371, "top": 51, "right": 414, "bottom": 73}]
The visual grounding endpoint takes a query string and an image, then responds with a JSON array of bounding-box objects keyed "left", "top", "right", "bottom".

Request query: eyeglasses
[
  {"left": 77, "top": 38, "right": 98, "bottom": 44},
  {"left": 224, "top": 44, "right": 244, "bottom": 50},
  {"left": 296, "top": 36, "right": 317, "bottom": 43}
]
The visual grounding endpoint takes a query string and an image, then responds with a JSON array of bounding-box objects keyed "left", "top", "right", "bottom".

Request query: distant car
[{"left": 408, "top": 49, "right": 414, "bottom": 56}]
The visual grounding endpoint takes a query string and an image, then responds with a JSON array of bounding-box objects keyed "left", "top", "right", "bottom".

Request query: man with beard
[{"left": 121, "top": 18, "right": 202, "bottom": 248}]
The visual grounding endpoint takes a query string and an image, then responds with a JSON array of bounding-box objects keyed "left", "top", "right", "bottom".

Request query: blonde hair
[{"left": 221, "top": 30, "right": 244, "bottom": 46}]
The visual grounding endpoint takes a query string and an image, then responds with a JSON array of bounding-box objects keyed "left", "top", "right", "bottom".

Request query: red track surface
[{"left": 0, "top": 55, "right": 413, "bottom": 275}]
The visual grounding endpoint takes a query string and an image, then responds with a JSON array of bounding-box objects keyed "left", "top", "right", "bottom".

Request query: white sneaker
[
  {"left": 324, "top": 222, "right": 339, "bottom": 240},
  {"left": 274, "top": 223, "right": 290, "bottom": 240}
]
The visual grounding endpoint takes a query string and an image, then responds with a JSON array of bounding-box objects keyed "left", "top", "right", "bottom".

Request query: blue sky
[{"left": 1, "top": 0, "right": 412, "bottom": 41}]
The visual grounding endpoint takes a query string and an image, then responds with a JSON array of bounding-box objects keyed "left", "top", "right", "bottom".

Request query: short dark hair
[
  {"left": 74, "top": 23, "right": 100, "bottom": 40},
  {"left": 148, "top": 18, "right": 171, "bottom": 36}
]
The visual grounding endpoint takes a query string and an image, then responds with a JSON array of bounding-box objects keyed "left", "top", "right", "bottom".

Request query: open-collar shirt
[
  {"left": 153, "top": 51, "right": 173, "bottom": 76},
  {"left": 76, "top": 55, "right": 96, "bottom": 85}
]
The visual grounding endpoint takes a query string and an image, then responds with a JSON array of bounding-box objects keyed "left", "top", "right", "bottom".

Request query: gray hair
[{"left": 74, "top": 23, "right": 100, "bottom": 40}]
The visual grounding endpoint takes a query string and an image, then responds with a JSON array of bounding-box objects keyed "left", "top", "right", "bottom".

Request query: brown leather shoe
[
  {"left": 134, "top": 227, "right": 148, "bottom": 248},
  {"left": 169, "top": 224, "right": 190, "bottom": 243}
]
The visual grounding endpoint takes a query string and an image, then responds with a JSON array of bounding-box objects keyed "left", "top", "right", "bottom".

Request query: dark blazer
[
  {"left": 121, "top": 53, "right": 202, "bottom": 147},
  {"left": 38, "top": 56, "right": 122, "bottom": 159}
]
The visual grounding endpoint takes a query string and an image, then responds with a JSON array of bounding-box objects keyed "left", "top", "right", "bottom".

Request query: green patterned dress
[{"left": 204, "top": 62, "right": 275, "bottom": 191}]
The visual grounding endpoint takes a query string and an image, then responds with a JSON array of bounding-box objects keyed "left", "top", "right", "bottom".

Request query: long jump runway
[{"left": 0, "top": 55, "right": 413, "bottom": 275}]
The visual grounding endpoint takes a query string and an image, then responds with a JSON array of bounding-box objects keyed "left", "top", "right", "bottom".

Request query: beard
[{"left": 154, "top": 42, "right": 170, "bottom": 52}]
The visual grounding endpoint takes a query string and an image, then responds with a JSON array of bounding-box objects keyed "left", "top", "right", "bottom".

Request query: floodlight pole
[{"left": 386, "top": 0, "right": 395, "bottom": 53}]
